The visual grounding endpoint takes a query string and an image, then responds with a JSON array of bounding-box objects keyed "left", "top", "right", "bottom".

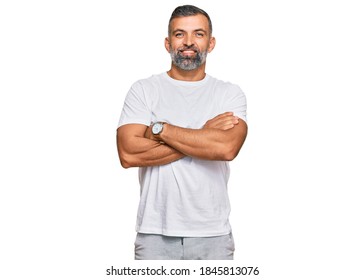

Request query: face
[{"left": 165, "top": 14, "right": 215, "bottom": 71}]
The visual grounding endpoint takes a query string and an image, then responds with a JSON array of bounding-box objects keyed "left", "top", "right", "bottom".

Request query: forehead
[{"left": 170, "top": 14, "right": 209, "bottom": 32}]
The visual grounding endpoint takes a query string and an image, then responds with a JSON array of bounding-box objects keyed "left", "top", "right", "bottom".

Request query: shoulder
[
  {"left": 207, "top": 75, "right": 244, "bottom": 94},
  {"left": 131, "top": 73, "right": 165, "bottom": 88},
  {"left": 125, "top": 73, "right": 167, "bottom": 105}
]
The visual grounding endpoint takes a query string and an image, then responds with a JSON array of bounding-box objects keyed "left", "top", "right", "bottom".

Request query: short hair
[{"left": 168, "top": 5, "right": 213, "bottom": 36}]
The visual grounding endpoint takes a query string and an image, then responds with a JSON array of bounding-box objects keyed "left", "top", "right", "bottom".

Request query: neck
[{"left": 167, "top": 64, "right": 206, "bottom": 81}]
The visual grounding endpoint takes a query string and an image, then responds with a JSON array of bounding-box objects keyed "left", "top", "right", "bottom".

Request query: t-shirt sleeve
[
  {"left": 117, "top": 81, "right": 152, "bottom": 128},
  {"left": 223, "top": 84, "right": 247, "bottom": 123}
]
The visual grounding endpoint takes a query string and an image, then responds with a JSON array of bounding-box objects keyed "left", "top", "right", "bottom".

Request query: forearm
[
  {"left": 157, "top": 120, "right": 247, "bottom": 161},
  {"left": 117, "top": 125, "right": 184, "bottom": 168}
]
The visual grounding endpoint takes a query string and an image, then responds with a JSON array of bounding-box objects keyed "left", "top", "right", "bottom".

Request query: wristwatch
[{"left": 152, "top": 122, "right": 165, "bottom": 135}]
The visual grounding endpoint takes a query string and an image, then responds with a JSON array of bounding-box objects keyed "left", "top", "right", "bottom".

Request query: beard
[{"left": 169, "top": 45, "right": 208, "bottom": 71}]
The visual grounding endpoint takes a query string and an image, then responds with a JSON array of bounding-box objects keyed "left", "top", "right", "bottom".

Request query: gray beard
[{"left": 169, "top": 50, "right": 207, "bottom": 71}]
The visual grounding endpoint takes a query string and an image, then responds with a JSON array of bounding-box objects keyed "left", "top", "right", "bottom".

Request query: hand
[
  {"left": 144, "top": 124, "right": 163, "bottom": 142},
  {"left": 144, "top": 124, "right": 154, "bottom": 140},
  {"left": 203, "top": 112, "right": 239, "bottom": 130}
]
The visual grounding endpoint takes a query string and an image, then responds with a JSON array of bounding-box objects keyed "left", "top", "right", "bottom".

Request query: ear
[
  {"left": 208, "top": 36, "right": 216, "bottom": 53},
  {"left": 164, "top": 37, "right": 171, "bottom": 53}
]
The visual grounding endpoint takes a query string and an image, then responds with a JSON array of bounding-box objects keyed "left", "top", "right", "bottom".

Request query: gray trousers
[{"left": 134, "top": 232, "right": 235, "bottom": 260}]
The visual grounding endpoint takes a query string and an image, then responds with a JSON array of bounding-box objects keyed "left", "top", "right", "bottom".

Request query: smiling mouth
[
  {"left": 178, "top": 48, "right": 199, "bottom": 57},
  {"left": 181, "top": 50, "right": 196, "bottom": 56}
]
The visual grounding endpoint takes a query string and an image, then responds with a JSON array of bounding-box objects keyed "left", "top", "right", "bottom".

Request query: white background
[{"left": 1, "top": 0, "right": 363, "bottom": 279}]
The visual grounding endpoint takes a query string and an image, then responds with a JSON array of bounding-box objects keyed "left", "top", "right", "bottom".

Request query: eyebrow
[{"left": 172, "top": 28, "right": 207, "bottom": 34}]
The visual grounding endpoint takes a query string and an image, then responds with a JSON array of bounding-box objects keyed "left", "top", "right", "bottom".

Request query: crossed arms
[{"left": 116, "top": 112, "right": 248, "bottom": 168}]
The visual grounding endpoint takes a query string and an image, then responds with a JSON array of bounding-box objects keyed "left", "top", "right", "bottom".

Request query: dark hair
[{"left": 168, "top": 5, "right": 213, "bottom": 36}]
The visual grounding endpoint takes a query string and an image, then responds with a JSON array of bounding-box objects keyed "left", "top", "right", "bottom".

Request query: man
[{"left": 116, "top": 5, "right": 247, "bottom": 260}]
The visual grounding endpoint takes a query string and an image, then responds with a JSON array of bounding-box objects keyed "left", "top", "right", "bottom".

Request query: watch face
[{"left": 152, "top": 122, "right": 163, "bottom": 134}]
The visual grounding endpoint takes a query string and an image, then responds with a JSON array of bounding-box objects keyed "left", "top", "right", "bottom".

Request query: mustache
[{"left": 177, "top": 46, "right": 199, "bottom": 52}]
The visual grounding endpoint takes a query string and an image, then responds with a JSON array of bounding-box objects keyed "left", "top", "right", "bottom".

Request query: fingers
[
  {"left": 216, "top": 117, "right": 239, "bottom": 130},
  {"left": 144, "top": 125, "right": 153, "bottom": 139},
  {"left": 211, "top": 112, "right": 234, "bottom": 120},
  {"left": 204, "top": 112, "right": 240, "bottom": 130}
]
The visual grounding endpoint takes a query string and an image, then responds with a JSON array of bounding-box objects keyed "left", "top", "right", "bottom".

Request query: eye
[
  {"left": 196, "top": 33, "right": 204, "bottom": 38},
  {"left": 175, "top": 33, "right": 183, "bottom": 38}
]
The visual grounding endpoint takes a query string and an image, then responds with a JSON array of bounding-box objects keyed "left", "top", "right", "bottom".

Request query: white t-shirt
[{"left": 118, "top": 72, "right": 247, "bottom": 237}]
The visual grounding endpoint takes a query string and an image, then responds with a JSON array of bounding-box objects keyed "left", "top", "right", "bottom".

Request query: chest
[{"left": 150, "top": 87, "right": 223, "bottom": 128}]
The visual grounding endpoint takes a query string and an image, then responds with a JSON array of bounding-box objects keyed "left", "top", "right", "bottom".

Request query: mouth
[
  {"left": 178, "top": 47, "right": 198, "bottom": 57},
  {"left": 180, "top": 50, "right": 196, "bottom": 56}
]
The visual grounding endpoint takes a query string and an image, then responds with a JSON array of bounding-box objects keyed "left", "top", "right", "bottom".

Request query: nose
[{"left": 183, "top": 34, "right": 194, "bottom": 47}]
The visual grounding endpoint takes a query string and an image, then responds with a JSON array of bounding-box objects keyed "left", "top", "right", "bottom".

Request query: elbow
[
  {"left": 116, "top": 130, "right": 140, "bottom": 169},
  {"left": 222, "top": 149, "right": 239, "bottom": 161},
  {"left": 118, "top": 152, "right": 134, "bottom": 169},
  {"left": 221, "top": 125, "right": 247, "bottom": 161},
  {"left": 211, "top": 146, "right": 239, "bottom": 161},
  {"left": 120, "top": 160, "right": 132, "bottom": 169},
  {"left": 220, "top": 145, "right": 241, "bottom": 161}
]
